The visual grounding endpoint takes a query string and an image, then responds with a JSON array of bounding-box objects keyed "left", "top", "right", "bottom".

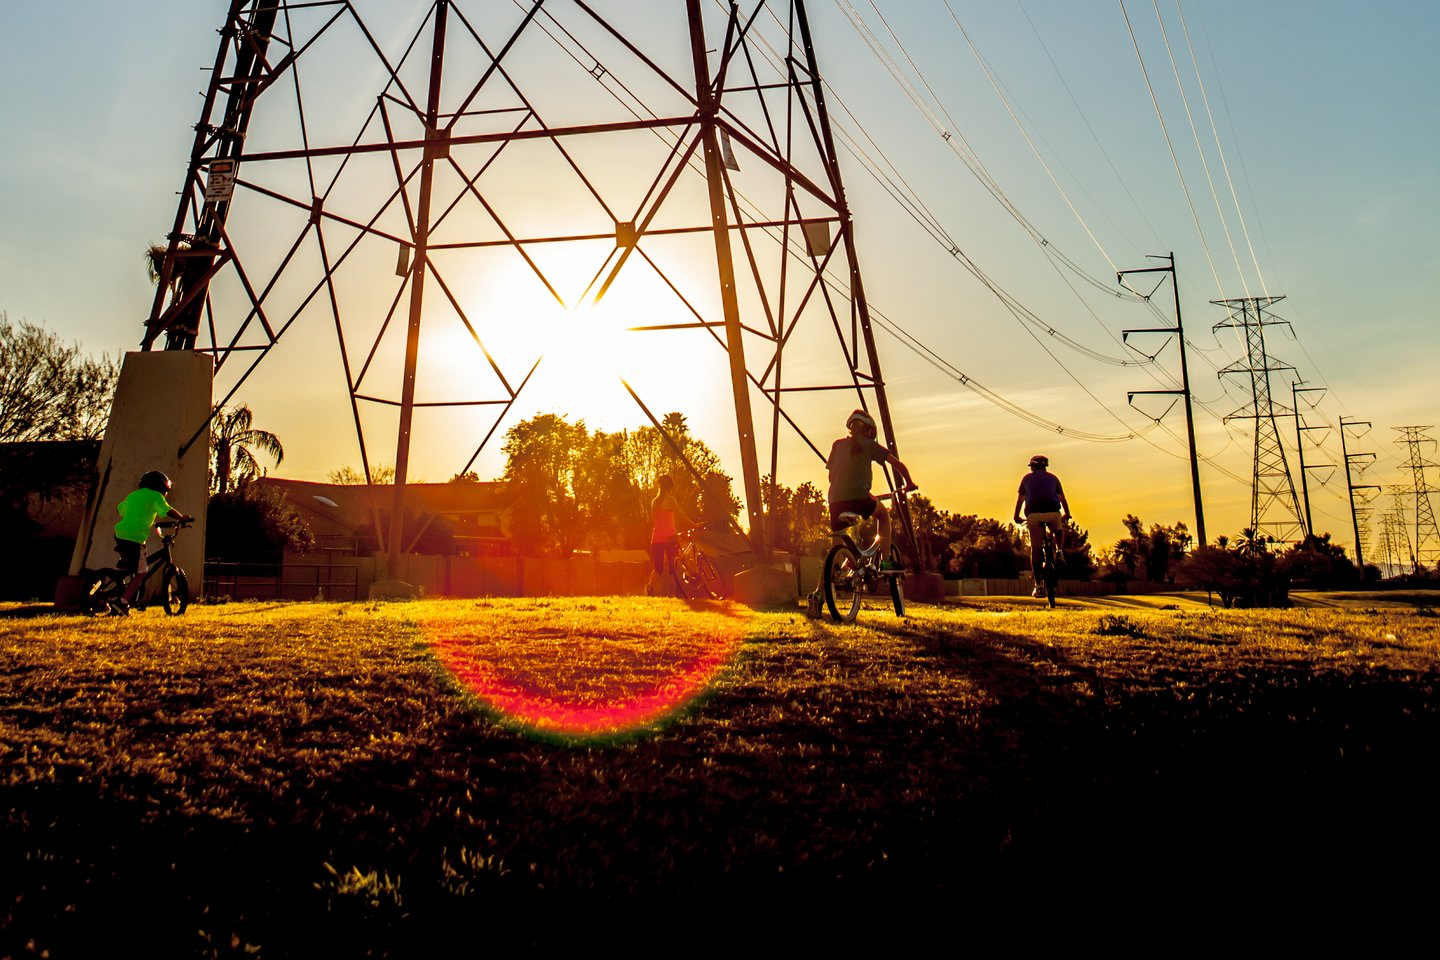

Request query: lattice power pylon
[
  {"left": 1376, "top": 505, "right": 1406, "bottom": 579},
  {"left": 140, "top": 0, "right": 909, "bottom": 577},
  {"left": 1394, "top": 426, "right": 1440, "bottom": 571},
  {"left": 1214, "top": 296, "right": 1305, "bottom": 543}
]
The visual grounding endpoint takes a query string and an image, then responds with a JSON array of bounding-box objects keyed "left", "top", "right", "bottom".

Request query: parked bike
[{"left": 674, "top": 523, "right": 727, "bottom": 600}]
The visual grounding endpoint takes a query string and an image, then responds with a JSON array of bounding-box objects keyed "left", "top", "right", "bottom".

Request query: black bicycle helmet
[
  {"left": 1028, "top": 454, "right": 1049, "bottom": 468},
  {"left": 139, "top": 470, "right": 172, "bottom": 493}
]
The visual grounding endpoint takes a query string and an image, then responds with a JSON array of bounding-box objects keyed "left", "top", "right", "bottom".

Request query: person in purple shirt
[{"left": 1012, "top": 454, "right": 1071, "bottom": 597}]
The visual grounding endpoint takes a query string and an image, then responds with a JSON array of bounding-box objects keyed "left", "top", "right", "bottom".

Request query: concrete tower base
[{"left": 59, "top": 351, "right": 213, "bottom": 607}]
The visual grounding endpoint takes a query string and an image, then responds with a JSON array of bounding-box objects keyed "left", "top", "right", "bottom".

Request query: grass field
[{"left": 2, "top": 593, "right": 1438, "bottom": 954}]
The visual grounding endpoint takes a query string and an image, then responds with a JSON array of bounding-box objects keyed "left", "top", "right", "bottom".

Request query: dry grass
[{"left": 1, "top": 595, "right": 1437, "bottom": 954}]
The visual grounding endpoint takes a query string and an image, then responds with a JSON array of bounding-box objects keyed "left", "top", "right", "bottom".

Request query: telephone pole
[
  {"left": 1339, "top": 417, "right": 1380, "bottom": 569},
  {"left": 1118, "top": 253, "right": 1206, "bottom": 547},
  {"left": 1214, "top": 296, "right": 1305, "bottom": 543}
]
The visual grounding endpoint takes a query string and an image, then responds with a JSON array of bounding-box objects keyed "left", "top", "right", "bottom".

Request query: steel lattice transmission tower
[
  {"left": 1376, "top": 503, "right": 1406, "bottom": 579},
  {"left": 1394, "top": 426, "right": 1440, "bottom": 571},
  {"left": 1213, "top": 296, "right": 1305, "bottom": 544},
  {"left": 140, "top": 0, "right": 910, "bottom": 577}
]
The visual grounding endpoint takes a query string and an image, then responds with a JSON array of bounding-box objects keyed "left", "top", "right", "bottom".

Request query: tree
[
  {"left": 210, "top": 403, "right": 284, "bottom": 495},
  {"left": 206, "top": 484, "right": 313, "bottom": 563},
  {"left": 1281, "top": 533, "right": 1360, "bottom": 590},
  {"left": 942, "top": 514, "right": 1027, "bottom": 579},
  {"left": 499, "top": 411, "right": 740, "bottom": 556},
  {"left": 1175, "top": 535, "right": 1290, "bottom": 608},
  {"left": 0, "top": 313, "right": 119, "bottom": 443},
  {"left": 502, "top": 413, "right": 590, "bottom": 556},
  {"left": 1106, "top": 515, "right": 1189, "bottom": 581},
  {"left": 327, "top": 464, "right": 396, "bottom": 484}
]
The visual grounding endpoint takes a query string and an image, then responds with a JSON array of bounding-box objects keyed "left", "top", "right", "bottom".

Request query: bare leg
[
  {"left": 874, "top": 500, "right": 891, "bottom": 555},
  {"left": 121, "top": 552, "right": 148, "bottom": 604}
]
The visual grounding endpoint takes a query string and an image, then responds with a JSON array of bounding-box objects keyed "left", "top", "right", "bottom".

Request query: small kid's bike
[
  {"left": 674, "top": 523, "right": 727, "bottom": 600},
  {"left": 820, "top": 490, "right": 911, "bottom": 623},
  {"left": 82, "top": 519, "right": 193, "bottom": 616}
]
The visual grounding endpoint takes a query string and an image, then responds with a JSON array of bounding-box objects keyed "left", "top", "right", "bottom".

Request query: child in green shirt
[{"left": 112, "top": 470, "right": 189, "bottom": 613}]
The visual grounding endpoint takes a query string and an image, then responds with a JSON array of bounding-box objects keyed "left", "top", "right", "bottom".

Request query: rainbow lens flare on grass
[{"left": 426, "top": 597, "right": 747, "bottom": 742}]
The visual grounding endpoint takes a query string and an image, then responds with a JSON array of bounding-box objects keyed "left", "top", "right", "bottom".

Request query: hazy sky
[{"left": 2, "top": 1, "right": 1436, "bottom": 556}]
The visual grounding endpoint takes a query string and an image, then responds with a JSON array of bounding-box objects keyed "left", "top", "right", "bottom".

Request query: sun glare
[{"left": 440, "top": 242, "right": 734, "bottom": 436}]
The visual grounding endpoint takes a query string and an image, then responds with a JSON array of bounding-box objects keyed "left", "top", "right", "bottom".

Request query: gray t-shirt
[{"left": 827, "top": 435, "right": 888, "bottom": 502}]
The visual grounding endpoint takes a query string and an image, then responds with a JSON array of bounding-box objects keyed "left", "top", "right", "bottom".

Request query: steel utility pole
[
  {"left": 1290, "top": 379, "right": 1332, "bottom": 538},
  {"left": 1339, "top": 417, "right": 1380, "bottom": 569},
  {"left": 1118, "top": 253, "right": 1206, "bottom": 547}
]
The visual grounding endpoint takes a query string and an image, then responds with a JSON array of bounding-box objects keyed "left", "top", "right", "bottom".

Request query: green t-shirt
[
  {"left": 115, "top": 488, "right": 173, "bottom": 544},
  {"left": 826, "top": 435, "right": 888, "bottom": 502}
]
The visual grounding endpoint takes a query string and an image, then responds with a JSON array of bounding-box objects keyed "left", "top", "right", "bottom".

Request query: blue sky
[{"left": 2, "top": 1, "right": 1436, "bottom": 557}]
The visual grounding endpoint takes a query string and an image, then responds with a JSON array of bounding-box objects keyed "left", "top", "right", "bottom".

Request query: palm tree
[{"left": 210, "top": 403, "right": 284, "bottom": 494}]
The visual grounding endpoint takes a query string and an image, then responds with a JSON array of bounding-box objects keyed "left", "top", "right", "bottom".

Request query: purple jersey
[{"left": 1018, "top": 471, "right": 1064, "bottom": 513}]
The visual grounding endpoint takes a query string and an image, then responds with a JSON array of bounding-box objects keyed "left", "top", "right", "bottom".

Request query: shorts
[
  {"left": 829, "top": 496, "right": 877, "bottom": 532},
  {"left": 114, "top": 539, "right": 144, "bottom": 574},
  {"left": 1025, "top": 512, "right": 1064, "bottom": 536}
]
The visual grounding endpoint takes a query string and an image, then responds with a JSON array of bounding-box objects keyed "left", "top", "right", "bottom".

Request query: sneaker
[
  {"left": 878, "top": 559, "right": 902, "bottom": 572},
  {"left": 1031, "top": 586, "right": 1044, "bottom": 598},
  {"left": 108, "top": 598, "right": 130, "bottom": 616}
]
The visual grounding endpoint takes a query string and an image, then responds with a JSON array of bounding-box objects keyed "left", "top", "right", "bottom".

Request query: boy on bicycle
[
  {"left": 1012, "top": 454, "right": 1070, "bottom": 597},
  {"left": 112, "top": 470, "right": 189, "bottom": 613},
  {"left": 826, "top": 409, "right": 916, "bottom": 570}
]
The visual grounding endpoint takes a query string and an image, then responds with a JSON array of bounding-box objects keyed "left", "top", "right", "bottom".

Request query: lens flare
[{"left": 425, "top": 599, "right": 747, "bottom": 741}]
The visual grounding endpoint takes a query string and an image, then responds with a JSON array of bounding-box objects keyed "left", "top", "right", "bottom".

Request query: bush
[{"left": 207, "top": 484, "right": 313, "bottom": 563}]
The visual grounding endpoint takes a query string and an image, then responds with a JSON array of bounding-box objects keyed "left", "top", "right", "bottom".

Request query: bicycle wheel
[
  {"left": 672, "top": 556, "right": 697, "bottom": 599},
  {"left": 81, "top": 569, "right": 123, "bottom": 616},
  {"left": 162, "top": 566, "right": 190, "bottom": 616},
  {"left": 887, "top": 546, "right": 906, "bottom": 617},
  {"left": 823, "top": 542, "right": 863, "bottom": 623},
  {"left": 696, "top": 554, "right": 726, "bottom": 600},
  {"left": 1042, "top": 539, "right": 1058, "bottom": 608}
]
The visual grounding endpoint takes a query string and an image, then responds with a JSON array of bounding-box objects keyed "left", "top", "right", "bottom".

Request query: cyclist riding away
[
  {"left": 826, "top": 409, "right": 916, "bottom": 570},
  {"left": 1013, "top": 454, "right": 1070, "bottom": 597},
  {"left": 112, "top": 470, "right": 190, "bottom": 614}
]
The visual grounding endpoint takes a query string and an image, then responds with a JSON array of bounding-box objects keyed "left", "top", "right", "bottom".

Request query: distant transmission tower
[
  {"left": 1376, "top": 504, "right": 1406, "bottom": 579},
  {"left": 1214, "top": 296, "right": 1305, "bottom": 543},
  {"left": 1394, "top": 426, "right": 1440, "bottom": 571},
  {"left": 140, "top": 0, "right": 910, "bottom": 580}
]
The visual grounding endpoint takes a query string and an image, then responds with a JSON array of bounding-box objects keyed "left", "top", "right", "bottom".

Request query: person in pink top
[{"left": 648, "top": 474, "right": 694, "bottom": 595}]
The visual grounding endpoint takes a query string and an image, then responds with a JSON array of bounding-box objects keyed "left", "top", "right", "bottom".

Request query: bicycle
[
  {"left": 82, "top": 519, "right": 194, "bottom": 616},
  {"left": 673, "top": 523, "right": 727, "bottom": 600},
  {"left": 1028, "top": 520, "right": 1060, "bottom": 609},
  {"left": 821, "top": 490, "right": 909, "bottom": 623}
]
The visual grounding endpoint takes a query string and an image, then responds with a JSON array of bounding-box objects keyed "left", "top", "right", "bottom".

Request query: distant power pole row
[{"left": 1116, "top": 259, "right": 1432, "bottom": 572}]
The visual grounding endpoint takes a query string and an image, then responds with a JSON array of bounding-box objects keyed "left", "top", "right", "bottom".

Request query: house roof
[{"left": 252, "top": 477, "right": 513, "bottom": 537}]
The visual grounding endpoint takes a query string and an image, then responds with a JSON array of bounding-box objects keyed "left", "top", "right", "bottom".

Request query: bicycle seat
[{"left": 834, "top": 511, "right": 863, "bottom": 529}]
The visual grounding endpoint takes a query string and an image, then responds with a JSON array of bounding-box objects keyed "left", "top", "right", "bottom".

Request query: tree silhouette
[{"left": 210, "top": 403, "right": 283, "bottom": 495}]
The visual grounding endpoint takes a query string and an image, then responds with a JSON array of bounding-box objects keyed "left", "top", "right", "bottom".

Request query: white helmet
[{"left": 846, "top": 409, "right": 877, "bottom": 433}]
